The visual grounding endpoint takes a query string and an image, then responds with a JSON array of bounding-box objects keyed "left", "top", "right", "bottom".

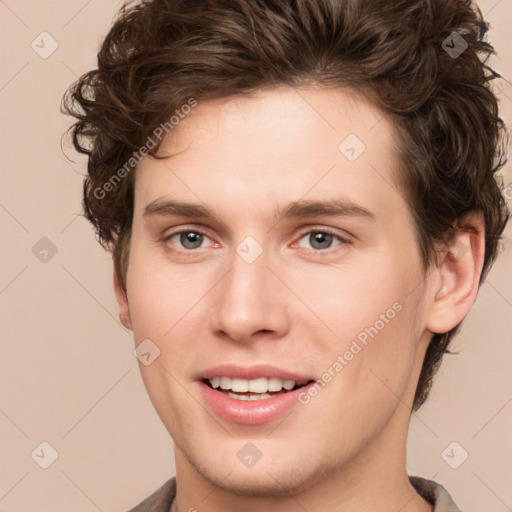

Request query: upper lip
[{"left": 196, "top": 364, "right": 315, "bottom": 382}]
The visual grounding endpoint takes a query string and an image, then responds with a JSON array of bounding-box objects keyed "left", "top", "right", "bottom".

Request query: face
[{"left": 119, "top": 85, "right": 433, "bottom": 495}]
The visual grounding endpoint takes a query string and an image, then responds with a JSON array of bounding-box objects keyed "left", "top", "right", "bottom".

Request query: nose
[{"left": 209, "top": 249, "right": 291, "bottom": 344}]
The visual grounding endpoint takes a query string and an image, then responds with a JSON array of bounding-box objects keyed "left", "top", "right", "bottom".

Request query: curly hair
[{"left": 62, "top": 0, "right": 509, "bottom": 411}]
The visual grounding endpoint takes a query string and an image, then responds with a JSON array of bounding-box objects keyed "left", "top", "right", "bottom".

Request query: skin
[{"left": 114, "top": 84, "right": 484, "bottom": 512}]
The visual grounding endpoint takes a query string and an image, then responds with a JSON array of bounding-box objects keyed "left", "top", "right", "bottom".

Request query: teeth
[
  {"left": 268, "top": 377, "right": 282, "bottom": 392},
  {"left": 220, "top": 377, "right": 231, "bottom": 390},
  {"left": 248, "top": 377, "right": 267, "bottom": 393},
  {"left": 232, "top": 378, "right": 250, "bottom": 392},
  {"left": 208, "top": 376, "right": 305, "bottom": 393},
  {"left": 227, "top": 392, "right": 272, "bottom": 401},
  {"left": 282, "top": 379, "right": 295, "bottom": 390}
]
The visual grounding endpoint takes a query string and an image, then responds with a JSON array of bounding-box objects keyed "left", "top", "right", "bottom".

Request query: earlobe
[
  {"left": 113, "top": 268, "right": 133, "bottom": 330},
  {"left": 426, "top": 213, "right": 485, "bottom": 334}
]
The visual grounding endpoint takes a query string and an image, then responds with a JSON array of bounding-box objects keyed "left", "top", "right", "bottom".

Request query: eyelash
[{"left": 162, "top": 227, "right": 349, "bottom": 255}]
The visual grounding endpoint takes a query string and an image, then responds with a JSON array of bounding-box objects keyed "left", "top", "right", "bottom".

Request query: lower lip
[{"left": 199, "top": 381, "right": 314, "bottom": 425}]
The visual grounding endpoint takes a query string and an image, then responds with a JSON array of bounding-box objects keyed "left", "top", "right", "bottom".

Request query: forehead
[{"left": 133, "top": 85, "right": 404, "bottom": 221}]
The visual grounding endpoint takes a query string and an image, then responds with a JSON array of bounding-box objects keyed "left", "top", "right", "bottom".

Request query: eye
[
  {"left": 296, "top": 230, "right": 345, "bottom": 251},
  {"left": 163, "top": 229, "right": 214, "bottom": 251},
  {"left": 162, "top": 227, "right": 348, "bottom": 254}
]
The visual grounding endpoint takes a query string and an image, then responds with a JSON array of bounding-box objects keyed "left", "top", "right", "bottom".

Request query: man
[{"left": 63, "top": 0, "right": 509, "bottom": 510}]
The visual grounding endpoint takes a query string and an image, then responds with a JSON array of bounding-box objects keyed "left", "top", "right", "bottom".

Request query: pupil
[
  {"left": 181, "top": 232, "right": 202, "bottom": 249},
  {"left": 311, "top": 232, "right": 332, "bottom": 249}
]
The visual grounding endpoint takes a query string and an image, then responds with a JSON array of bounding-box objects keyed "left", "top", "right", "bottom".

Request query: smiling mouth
[{"left": 203, "top": 377, "right": 315, "bottom": 401}]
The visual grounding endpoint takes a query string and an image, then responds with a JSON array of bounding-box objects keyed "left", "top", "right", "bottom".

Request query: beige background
[{"left": 0, "top": 1, "right": 511, "bottom": 511}]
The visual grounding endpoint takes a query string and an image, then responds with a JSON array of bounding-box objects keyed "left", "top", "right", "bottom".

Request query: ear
[
  {"left": 113, "top": 268, "right": 133, "bottom": 330},
  {"left": 425, "top": 212, "right": 486, "bottom": 334}
]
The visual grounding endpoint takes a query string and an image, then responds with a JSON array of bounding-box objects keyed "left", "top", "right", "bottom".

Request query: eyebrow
[{"left": 143, "top": 197, "right": 375, "bottom": 221}]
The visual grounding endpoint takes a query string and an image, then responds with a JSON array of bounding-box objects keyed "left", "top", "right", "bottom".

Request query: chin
[{"left": 188, "top": 449, "right": 332, "bottom": 497}]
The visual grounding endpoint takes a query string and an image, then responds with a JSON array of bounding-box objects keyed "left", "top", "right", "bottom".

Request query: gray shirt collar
[{"left": 128, "top": 476, "right": 462, "bottom": 512}]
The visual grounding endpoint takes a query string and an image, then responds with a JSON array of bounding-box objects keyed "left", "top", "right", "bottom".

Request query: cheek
[
  {"left": 287, "top": 253, "right": 420, "bottom": 339},
  {"left": 287, "top": 253, "right": 426, "bottom": 397},
  {"left": 126, "top": 250, "right": 205, "bottom": 339}
]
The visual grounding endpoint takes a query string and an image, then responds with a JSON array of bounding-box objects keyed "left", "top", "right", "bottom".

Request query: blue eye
[
  {"left": 162, "top": 228, "right": 347, "bottom": 255},
  {"left": 296, "top": 231, "right": 344, "bottom": 251},
  {"left": 165, "top": 230, "right": 211, "bottom": 250}
]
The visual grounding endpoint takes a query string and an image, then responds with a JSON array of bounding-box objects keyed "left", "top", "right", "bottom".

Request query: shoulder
[
  {"left": 126, "top": 477, "right": 176, "bottom": 512},
  {"left": 409, "top": 475, "right": 462, "bottom": 512}
]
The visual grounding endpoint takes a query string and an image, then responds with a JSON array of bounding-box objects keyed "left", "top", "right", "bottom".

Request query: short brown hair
[{"left": 63, "top": 0, "right": 509, "bottom": 411}]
